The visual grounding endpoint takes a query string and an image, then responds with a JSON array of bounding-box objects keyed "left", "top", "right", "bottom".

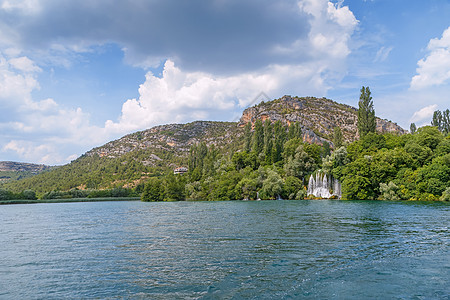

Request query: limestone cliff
[{"left": 238, "top": 95, "right": 406, "bottom": 145}]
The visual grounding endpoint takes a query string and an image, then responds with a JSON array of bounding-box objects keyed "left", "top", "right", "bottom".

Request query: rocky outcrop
[
  {"left": 87, "top": 95, "right": 407, "bottom": 161},
  {"left": 238, "top": 95, "right": 406, "bottom": 145},
  {"left": 87, "top": 121, "right": 241, "bottom": 159},
  {"left": 0, "top": 161, "right": 50, "bottom": 173}
]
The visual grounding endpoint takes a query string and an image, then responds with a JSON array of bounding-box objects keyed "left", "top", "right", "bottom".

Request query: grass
[{"left": 0, "top": 197, "right": 141, "bottom": 205}]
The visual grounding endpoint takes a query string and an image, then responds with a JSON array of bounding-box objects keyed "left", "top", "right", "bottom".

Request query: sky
[{"left": 0, "top": 0, "right": 449, "bottom": 165}]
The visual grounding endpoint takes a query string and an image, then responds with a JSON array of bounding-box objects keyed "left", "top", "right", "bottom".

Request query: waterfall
[{"left": 307, "top": 171, "right": 341, "bottom": 199}]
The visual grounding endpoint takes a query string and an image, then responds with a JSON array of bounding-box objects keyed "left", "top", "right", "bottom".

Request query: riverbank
[{"left": 0, "top": 197, "right": 141, "bottom": 205}]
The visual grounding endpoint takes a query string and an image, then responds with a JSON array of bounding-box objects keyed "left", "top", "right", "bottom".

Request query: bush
[
  {"left": 379, "top": 182, "right": 400, "bottom": 201},
  {"left": 440, "top": 187, "right": 450, "bottom": 201}
]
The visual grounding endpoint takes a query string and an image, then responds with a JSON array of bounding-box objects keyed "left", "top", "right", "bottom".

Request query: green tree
[
  {"left": 163, "top": 174, "right": 186, "bottom": 201},
  {"left": 243, "top": 122, "right": 252, "bottom": 152},
  {"left": 410, "top": 123, "right": 417, "bottom": 134},
  {"left": 443, "top": 109, "right": 450, "bottom": 135},
  {"left": 264, "top": 119, "right": 273, "bottom": 164},
  {"left": 357, "top": 86, "right": 376, "bottom": 138},
  {"left": 322, "top": 141, "right": 331, "bottom": 158},
  {"left": 284, "top": 144, "right": 317, "bottom": 179},
  {"left": 415, "top": 126, "right": 443, "bottom": 150},
  {"left": 333, "top": 126, "right": 343, "bottom": 148},
  {"left": 288, "top": 122, "right": 302, "bottom": 140},
  {"left": 282, "top": 176, "right": 303, "bottom": 200},
  {"left": 260, "top": 169, "right": 284, "bottom": 199},
  {"left": 431, "top": 110, "right": 443, "bottom": 132},
  {"left": 141, "top": 177, "right": 163, "bottom": 201},
  {"left": 272, "top": 120, "right": 286, "bottom": 163},
  {"left": 342, "top": 175, "right": 371, "bottom": 200},
  {"left": 379, "top": 182, "right": 400, "bottom": 200},
  {"left": 252, "top": 119, "right": 264, "bottom": 155},
  {"left": 441, "top": 187, "right": 450, "bottom": 201}
]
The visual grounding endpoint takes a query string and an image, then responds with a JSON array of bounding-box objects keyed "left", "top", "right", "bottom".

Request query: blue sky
[{"left": 0, "top": 0, "right": 449, "bottom": 165}]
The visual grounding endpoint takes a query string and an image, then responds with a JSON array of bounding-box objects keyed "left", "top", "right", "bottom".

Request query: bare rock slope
[{"left": 239, "top": 95, "right": 406, "bottom": 145}]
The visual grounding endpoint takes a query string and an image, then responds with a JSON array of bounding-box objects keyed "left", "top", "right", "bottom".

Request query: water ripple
[{"left": 0, "top": 200, "right": 448, "bottom": 299}]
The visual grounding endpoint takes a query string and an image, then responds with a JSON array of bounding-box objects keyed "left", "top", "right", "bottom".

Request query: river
[{"left": 0, "top": 200, "right": 449, "bottom": 299}]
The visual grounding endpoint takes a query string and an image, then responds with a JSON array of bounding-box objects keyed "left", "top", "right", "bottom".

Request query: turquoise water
[{"left": 0, "top": 200, "right": 449, "bottom": 299}]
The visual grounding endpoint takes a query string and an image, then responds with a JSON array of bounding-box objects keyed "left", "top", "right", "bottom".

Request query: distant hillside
[
  {"left": 0, "top": 161, "right": 52, "bottom": 183},
  {"left": 3, "top": 121, "right": 244, "bottom": 194},
  {"left": 3, "top": 95, "right": 406, "bottom": 194}
]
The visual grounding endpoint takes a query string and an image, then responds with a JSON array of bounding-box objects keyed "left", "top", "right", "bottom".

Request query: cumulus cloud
[
  {"left": 0, "top": 53, "right": 109, "bottom": 164},
  {"left": 410, "top": 27, "right": 450, "bottom": 90},
  {"left": 409, "top": 104, "right": 438, "bottom": 125},
  {"left": 105, "top": 1, "right": 358, "bottom": 133},
  {"left": 0, "top": 0, "right": 356, "bottom": 74},
  {"left": 0, "top": 0, "right": 359, "bottom": 164}
]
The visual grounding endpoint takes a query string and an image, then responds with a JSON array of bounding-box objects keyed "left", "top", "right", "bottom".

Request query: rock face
[
  {"left": 0, "top": 161, "right": 50, "bottom": 173},
  {"left": 239, "top": 95, "right": 407, "bottom": 145},
  {"left": 87, "top": 96, "right": 406, "bottom": 161},
  {"left": 87, "top": 121, "right": 241, "bottom": 160}
]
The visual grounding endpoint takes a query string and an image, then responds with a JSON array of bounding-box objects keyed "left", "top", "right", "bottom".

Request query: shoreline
[{"left": 0, "top": 197, "right": 141, "bottom": 205}]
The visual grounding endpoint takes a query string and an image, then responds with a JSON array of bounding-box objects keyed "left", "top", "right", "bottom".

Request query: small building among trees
[{"left": 174, "top": 167, "right": 188, "bottom": 175}]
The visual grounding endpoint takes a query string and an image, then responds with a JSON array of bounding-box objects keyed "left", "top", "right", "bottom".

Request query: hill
[
  {"left": 0, "top": 161, "right": 52, "bottom": 183},
  {"left": 2, "top": 96, "right": 406, "bottom": 195},
  {"left": 239, "top": 95, "right": 406, "bottom": 145}
]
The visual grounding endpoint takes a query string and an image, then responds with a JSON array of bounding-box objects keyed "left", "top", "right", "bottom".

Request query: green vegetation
[
  {"left": 357, "top": 86, "right": 376, "bottom": 138},
  {"left": 0, "top": 197, "right": 139, "bottom": 205},
  {"left": 410, "top": 123, "right": 417, "bottom": 134}
]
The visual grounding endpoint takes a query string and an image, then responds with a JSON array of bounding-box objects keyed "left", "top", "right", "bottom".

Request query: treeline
[
  {"left": 0, "top": 187, "right": 140, "bottom": 201},
  {"left": 0, "top": 189, "right": 37, "bottom": 200},
  {"left": 41, "top": 187, "right": 139, "bottom": 199}
]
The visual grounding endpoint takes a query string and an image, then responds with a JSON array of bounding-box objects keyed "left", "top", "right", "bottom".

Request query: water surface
[{"left": 0, "top": 200, "right": 449, "bottom": 299}]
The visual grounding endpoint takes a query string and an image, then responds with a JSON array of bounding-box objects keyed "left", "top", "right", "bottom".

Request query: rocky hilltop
[
  {"left": 0, "top": 161, "right": 50, "bottom": 173},
  {"left": 0, "top": 161, "right": 51, "bottom": 183},
  {"left": 89, "top": 95, "right": 406, "bottom": 161},
  {"left": 239, "top": 95, "right": 407, "bottom": 145},
  {"left": 87, "top": 121, "right": 242, "bottom": 162}
]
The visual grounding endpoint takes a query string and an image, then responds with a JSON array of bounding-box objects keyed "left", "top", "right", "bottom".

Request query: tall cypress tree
[
  {"left": 288, "top": 122, "right": 302, "bottom": 140},
  {"left": 252, "top": 119, "right": 264, "bottom": 154},
  {"left": 443, "top": 109, "right": 450, "bottom": 135},
  {"left": 243, "top": 122, "right": 252, "bottom": 152},
  {"left": 333, "top": 126, "right": 343, "bottom": 148},
  {"left": 410, "top": 123, "right": 417, "bottom": 134},
  {"left": 357, "top": 86, "right": 376, "bottom": 138},
  {"left": 431, "top": 110, "right": 443, "bottom": 132},
  {"left": 264, "top": 119, "right": 273, "bottom": 164},
  {"left": 272, "top": 120, "right": 286, "bottom": 163}
]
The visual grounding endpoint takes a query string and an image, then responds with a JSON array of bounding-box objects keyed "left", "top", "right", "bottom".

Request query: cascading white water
[{"left": 307, "top": 171, "right": 341, "bottom": 199}]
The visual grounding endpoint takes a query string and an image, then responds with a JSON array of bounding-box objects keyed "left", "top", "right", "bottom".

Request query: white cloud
[
  {"left": 0, "top": 53, "right": 111, "bottom": 165},
  {"left": 410, "top": 27, "right": 450, "bottom": 90},
  {"left": 0, "top": 0, "right": 359, "bottom": 165},
  {"left": 8, "top": 56, "right": 42, "bottom": 73},
  {"left": 105, "top": 1, "right": 358, "bottom": 134},
  {"left": 104, "top": 57, "right": 344, "bottom": 134},
  {"left": 0, "top": 54, "right": 39, "bottom": 104},
  {"left": 409, "top": 104, "right": 438, "bottom": 124},
  {"left": 374, "top": 46, "right": 393, "bottom": 62}
]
